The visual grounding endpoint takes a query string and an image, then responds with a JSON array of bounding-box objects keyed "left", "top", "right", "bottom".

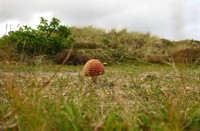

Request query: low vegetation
[
  {"left": 0, "top": 62, "right": 200, "bottom": 130},
  {"left": 0, "top": 17, "right": 200, "bottom": 130}
]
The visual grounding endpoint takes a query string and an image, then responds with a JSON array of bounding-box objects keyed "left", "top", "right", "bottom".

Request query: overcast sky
[{"left": 0, "top": 0, "right": 199, "bottom": 41}]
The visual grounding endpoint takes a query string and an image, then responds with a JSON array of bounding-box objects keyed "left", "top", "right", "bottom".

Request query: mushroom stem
[{"left": 91, "top": 76, "right": 98, "bottom": 83}]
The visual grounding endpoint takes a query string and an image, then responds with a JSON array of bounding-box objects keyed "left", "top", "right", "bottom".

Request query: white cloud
[
  {"left": 29, "top": 12, "right": 54, "bottom": 29},
  {"left": 0, "top": 20, "right": 21, "bottom": 36},
  {"left": 0, "top": 12, "right": 54, "bottom": 36},
  {"left": 0, "top": 0, "right": 199, "bottom": 40}
]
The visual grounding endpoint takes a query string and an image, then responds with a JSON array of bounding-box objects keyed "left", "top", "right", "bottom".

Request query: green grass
[{"left": 0, "top": 62, "right": 200, "bottom": 130}]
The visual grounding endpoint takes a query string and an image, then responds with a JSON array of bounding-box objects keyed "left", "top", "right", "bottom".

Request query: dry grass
[{"left": 0, "top": 61, "right": 200, "bottom": 130}]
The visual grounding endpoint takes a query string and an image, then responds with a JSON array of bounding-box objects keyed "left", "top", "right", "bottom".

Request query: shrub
[
  {"left": 1, "top": 17, "right": 74, "bottom": 55},
  {"left": 0, "top": 35, "right": 16, "bottom": 63}
]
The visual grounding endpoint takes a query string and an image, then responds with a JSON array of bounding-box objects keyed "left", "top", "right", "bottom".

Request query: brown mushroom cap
[{"left": 83, "top": 59, "right": 105, "bottom": 77}]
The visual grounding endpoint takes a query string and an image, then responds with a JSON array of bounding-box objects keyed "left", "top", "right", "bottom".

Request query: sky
[{"left": 0, "top": 0, "right": 199, "bottom": 41}]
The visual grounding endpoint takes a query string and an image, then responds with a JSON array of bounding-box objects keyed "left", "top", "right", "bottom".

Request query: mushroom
[{"left": 83, "top": 59, "right": 105, "bottom": 83}]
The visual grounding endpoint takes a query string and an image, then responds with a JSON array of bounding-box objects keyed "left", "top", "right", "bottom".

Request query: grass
[{"left": 0, "top": 61, "right": 200, "bottom": 131}]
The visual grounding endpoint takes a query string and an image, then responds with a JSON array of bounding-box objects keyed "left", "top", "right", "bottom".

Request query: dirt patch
[
  {"left": 52, "top": 50, "right": 91, "bottom": 65},
  {"left": 147, "top": 48, "right": 200, "bottom": 64},
  {"left": 73, "top": 42, "right": 98, "bottom": 49},
  {"left": 146, "top": 55, "right": 168, "bottom": 63},
  {"left": 171, "top": 48, "right": 200, "bottom": 63}
]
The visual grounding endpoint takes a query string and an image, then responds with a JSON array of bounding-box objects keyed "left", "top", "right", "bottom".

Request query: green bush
[
  {"left": 1, "top": 17, "right": 74, "bottom": 55},
  {"left": 0, "top": 35, "right": 15, "bottom": 62}
]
